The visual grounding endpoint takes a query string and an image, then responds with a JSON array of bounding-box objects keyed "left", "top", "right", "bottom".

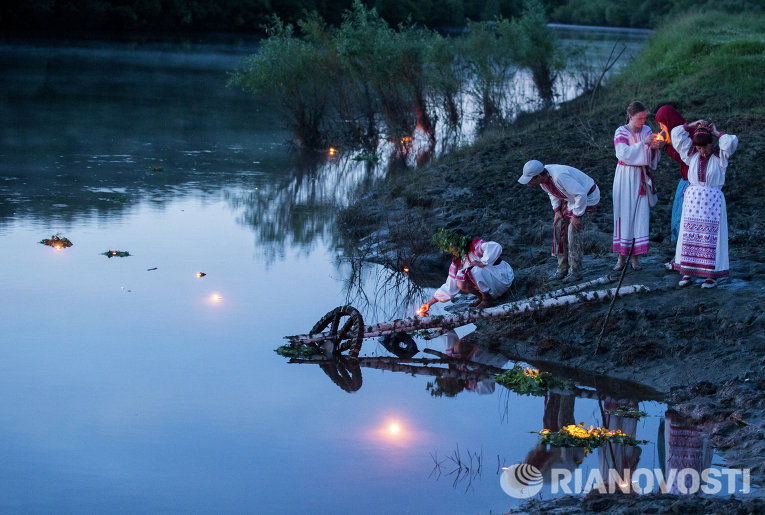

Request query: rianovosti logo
[
  {"left": 500, "top": 465, "right": 751, "bottom": 498},
  {"left": 499, "top": 464, "right": 544, "bottom": 498}
]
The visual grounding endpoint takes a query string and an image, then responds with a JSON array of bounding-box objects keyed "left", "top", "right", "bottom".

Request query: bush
[{"left": 228, "top": 17, "right": 334, "bottom": 150}]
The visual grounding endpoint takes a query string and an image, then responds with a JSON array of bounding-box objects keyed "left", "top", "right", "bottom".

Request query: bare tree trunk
[{"left": 286, "top": 283, "right": 650, "bottom": 345}]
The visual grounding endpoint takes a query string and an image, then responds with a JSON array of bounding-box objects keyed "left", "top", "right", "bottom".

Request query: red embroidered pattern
[{"left": 674, "top": 187, "right": 728, "bottom": 278}]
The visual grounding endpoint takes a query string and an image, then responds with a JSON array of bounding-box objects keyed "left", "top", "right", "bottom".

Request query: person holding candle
[
  {"left": 518, "top": 160, "right": 600, "bottom": 283},
  {"left": 654, "top": 105, "right": 694, "bottom": 244},
  {"left": 612, "top": 101, "right": 663, "bottom": 271},
  {"left": 669, "top": 120, "right": 737, "bottom": 288},
  {"left": 418, "top": 228, "right": 514, "bottom": 313}
]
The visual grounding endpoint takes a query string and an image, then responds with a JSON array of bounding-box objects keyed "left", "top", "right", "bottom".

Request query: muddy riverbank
[{"left": 339, "top": 49, "right": 765, "bottom": 513}]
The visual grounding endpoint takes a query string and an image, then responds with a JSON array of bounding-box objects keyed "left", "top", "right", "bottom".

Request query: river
[{"left": 0, "top": 33, "right": 741, "bottom": 513}]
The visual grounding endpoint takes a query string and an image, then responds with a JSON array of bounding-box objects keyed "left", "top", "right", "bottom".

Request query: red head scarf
[{"left": 655, "top": 105, "right": 692, "bottom": 180}]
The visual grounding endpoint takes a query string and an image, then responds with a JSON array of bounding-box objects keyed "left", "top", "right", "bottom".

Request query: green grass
[{"left": 611, "top": 12, "right": 765, "bottom": 114}]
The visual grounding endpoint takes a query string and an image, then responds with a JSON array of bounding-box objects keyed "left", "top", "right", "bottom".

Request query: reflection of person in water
[
  {"left": 428, "top": 330, "right": 508, "bottom": 397},
  {"left": 661, "top": 410, "right": 712, "bottom": 494},
  {"left": 525, "top": 392, "right": 585, "bottom": 482},
  {"left": 598, "top": 399, "right": 642, "bottom": 489}
]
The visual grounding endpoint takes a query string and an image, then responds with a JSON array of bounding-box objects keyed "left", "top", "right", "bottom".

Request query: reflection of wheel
[
  {"left": 310, "top": 305, "right": 364, "bottom": 357},
  {"left": 381, "top": 332, "right": 418, "bottom": 358},
  {"left": 319, "top": 357, "right": 363, "bottom": 393}
]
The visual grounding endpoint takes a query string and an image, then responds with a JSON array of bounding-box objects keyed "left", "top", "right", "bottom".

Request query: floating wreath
[
  {"left": 40, "top": 234, "right": 73, "bottom": 248},
  {"left": 495, "top": 365, "right": 570, "bottom": 396},
  {"left": 538, "top": 423, "right": 648, "bottom": 450},
  {"left": 606, "top": 406, "right": 648, "bottom": 419},
  {"left": 102, "top": 250, "right": 131, "bottom": 258},
  {"left": 275, "top": 344, "right": 317, "bottom": 359},
  {"left": 432, "top": 228, "right": 469, "bottom": 258}
]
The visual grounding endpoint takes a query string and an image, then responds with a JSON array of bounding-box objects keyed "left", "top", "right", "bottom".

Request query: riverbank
[{"left": 340, "top": 11, "right": 765, "bottom": 510}]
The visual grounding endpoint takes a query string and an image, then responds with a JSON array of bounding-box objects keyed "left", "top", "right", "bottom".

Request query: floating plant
[
  {"left": 102, "top": 250, "right": 131, "bottom": 258},
  {"left": 40, "top": 234, "right": 73, "bottom": 249},
  {"left": 537, "top": 423, "right": 648, "bottom": 450},
  {"left": 495, "top": 365, "right": 570, "bottom": 396},
  {"left": 606, "top": 406, "right": 648, "bottom": 419},
  {"left": 275, "top": 344, "right": 317, "bottom": 359}
]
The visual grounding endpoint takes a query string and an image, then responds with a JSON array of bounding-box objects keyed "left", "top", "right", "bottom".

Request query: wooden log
[{"left": 286, "top": 284, "right": 650, "bottom": 345}]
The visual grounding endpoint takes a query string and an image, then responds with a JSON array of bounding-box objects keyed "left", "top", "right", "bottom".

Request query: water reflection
[
  {"left": 526, "top": 392, "right": 585, "bottom": 485},
  {"left": 288, "top": 330, "right": 507, "bottom": 395},
  {"left": 597, "top": 398, "right": 642, "bottom": 490},
  {"left": 659, "top": 410, "right": 714, "bottom": 494}
]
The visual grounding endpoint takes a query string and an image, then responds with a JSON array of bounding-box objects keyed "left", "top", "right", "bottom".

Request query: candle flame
[
  {"left": 402, "top": 266, "right": 410, "bottom": 273},
  {"left": 654, "top": 122, "right": 670, "bottom": 143},
  {"left": 328, "top": 147, "right": 337, "bottom": 156}
]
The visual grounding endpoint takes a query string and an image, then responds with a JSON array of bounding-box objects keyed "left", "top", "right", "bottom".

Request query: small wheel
[
  {"left": 381, "top": 332, "right": 418, "bottom": 358},
  {"left": 310, "top": 305, "right": 364, "bottom": 356}
]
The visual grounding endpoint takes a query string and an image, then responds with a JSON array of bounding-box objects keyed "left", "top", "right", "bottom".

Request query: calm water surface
[{"left": 0, "top": 38, "right": 738, "bottom": 513}]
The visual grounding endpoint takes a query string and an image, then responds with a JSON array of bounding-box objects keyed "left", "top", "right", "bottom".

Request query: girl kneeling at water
[{"left": 419, "top": 228, "right": 514, "bottom": 312}]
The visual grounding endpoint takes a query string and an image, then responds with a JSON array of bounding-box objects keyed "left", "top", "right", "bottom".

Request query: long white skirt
[
  {"left": 466, "top": 261, "right": 514, "bottom": 298},
  {"left": 612, "top": 164, "right": 650, "bottom": 255},
  {"left": 671, "top": 185, "right": 729, "bottom": 278}
]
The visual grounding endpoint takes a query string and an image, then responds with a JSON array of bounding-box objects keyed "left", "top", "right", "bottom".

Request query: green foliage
[
  {"left": 422, "top": 34, "right": 463, "bottom": 129},
  {"left": 275, "top": 344, "right": 317, "bottom": 358},
  {"left": 39, "top": 234, "right": 73, "bottom": 248},
  {"left": 501, "top": 0, "right": 561, "bottom": 107},
  {"left": 606, "top": 406, "right": 648, "bottom": 419},
  {"left": 495, "top": 365, "right": 571, "bottom": 395},
  {"left": 611, "top": 11, "right": 765, "bottom": 113},
  {"left": 458, "top": 19, "right": 517, "bottom": 128},
  {"left": 228, "top": 17, "right": 334, "bottom": 149},
  {"left": 538, "top": 423, "right": 648, "bottom": 450},
  {"left": 431, "top": 227, "right": 469, "bottom": 257},
  {"left": 102, "top": 250, "right": 131, "bottom": 258}
]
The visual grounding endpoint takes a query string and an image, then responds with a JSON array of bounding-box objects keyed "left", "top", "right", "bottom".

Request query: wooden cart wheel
[
  {"left": 319, "top": 357, "right": 363, "bottom": 392},
  {"left": 309, "top": 305, "right": 364, "bottom": 357}
]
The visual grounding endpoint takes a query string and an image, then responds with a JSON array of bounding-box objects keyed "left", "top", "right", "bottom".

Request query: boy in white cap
[{"left": 519, "top": 160, "right": 600, "bottom": 282}]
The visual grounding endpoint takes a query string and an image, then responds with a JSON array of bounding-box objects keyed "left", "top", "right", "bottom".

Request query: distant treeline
[{"left": 3, "top": 0, "right": 762, "bottom": 36}]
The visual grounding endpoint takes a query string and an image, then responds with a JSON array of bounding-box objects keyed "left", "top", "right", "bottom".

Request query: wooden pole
[{"left": 595, "top": 239, "right": 634, "bottom": 354}]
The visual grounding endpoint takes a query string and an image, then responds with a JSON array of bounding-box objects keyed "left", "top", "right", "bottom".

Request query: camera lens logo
[{"left": 500, "top": 464, "right": 543, "bottom": 498}]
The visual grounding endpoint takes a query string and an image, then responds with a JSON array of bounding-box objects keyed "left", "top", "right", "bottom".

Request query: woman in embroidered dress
[
  {"left": 655, "top": 105, "right": 694, "bottom": 244},
  {"left": 612, "top": 101, "right": 662, "bottom": 271},
  {"left": 419, "top": 228, "right": 514, "bottom": 312},
  {"left": 670, "top": 120, "right": 737, "bottom": 288}
]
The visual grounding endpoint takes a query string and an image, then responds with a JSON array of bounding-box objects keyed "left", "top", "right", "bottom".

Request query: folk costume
[
  {"left": 433, "top": 238, "right": 514, "bottom": 303},
  {"left": 669, "top": 125, "right": 738, "bottom": 280},
  {"left": 655, "top": 105, "right": 694, "bottom": 242},
  {"left": 539, "top": 164, "right": 600, "bottom": 278},
  {"left": 612, "top": 124, "right": 660, "bottom": 256}
]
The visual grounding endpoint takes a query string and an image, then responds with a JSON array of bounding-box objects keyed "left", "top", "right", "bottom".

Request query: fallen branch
[{"left": 286, "top": 284, "right": 650, "bottom": 345}]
